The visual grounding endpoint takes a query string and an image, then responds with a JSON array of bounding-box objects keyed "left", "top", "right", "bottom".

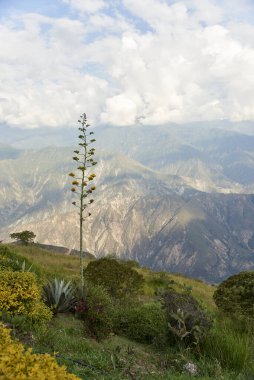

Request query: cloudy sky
[{"left": 1, "top": 0, "right": 254, "bottom": 129}]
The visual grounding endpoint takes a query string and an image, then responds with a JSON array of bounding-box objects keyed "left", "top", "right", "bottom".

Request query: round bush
[
  {"left": 76, "top": 284, "right": 114, "bottom": 341},
  {"left": 84, "top": 257, "right": 144, "bottom": 300},
  {"left": 114, "top": 302, "right": 168, "bottom": 344},
  {"left": 0, "top": 271, "right": 52, "bottom": 324},
  {"left": 214, "top": 271, "right": 254, "bottom": 318}
]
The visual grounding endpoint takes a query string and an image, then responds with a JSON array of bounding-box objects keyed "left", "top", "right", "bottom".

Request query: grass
[
  {"left": 202, "top": 318, "right": 254, "bottom": 373},
  {"left": 6, "top": 243, "right": 216, "bottom": 310},
  {"left": 140, "top": 268, "right": 216, "bottom": 311},
  {"left": 31, "top": 314, "right": 248, "bottom": 380},
  {"left": 2, "top": 243, "right": 254, "bottom": 379},
  {"left": 8, "top": 244, "right": 87, "bottom": 281}
]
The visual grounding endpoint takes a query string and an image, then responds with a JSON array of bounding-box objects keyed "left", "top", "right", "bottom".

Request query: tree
[
  {"left": 69, "top": 113, "right": 97, "bottom": 290},
  {"left": 10, "top": 230, "right": 36, "bottom": 245},
  {"left": 84, "top": 257, "right": 144, "bottom": 300}
]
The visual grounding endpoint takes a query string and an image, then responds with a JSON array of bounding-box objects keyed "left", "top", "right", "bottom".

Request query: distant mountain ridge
[{"left": 1, "top": 121, "right": 254, "bottom": 282}]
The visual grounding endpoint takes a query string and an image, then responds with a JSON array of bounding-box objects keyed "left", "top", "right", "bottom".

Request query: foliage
[
  {"left": 0, "top": 324, "right": 79, "bottom": 379},
  {"left": 201, "top": 318, "right": 253, "bottom": 373},
  {"left": 10, "top": 230, "right": 36, "bottom": 245},
  {"left": 76, "top": 284, "right": 113, "bottom": 340},
  {"left": 0, "top": 271, "right": 52, "bottom": 324},
  {"left": 0, "top": 245, "right": 37, "bottom": 275},
  {"left": 113, "top": 302, "right": 168, "bottom": 345},
  {"left": 84, "top": 257, "right": 144, "bottom": 300},
  {"left": 43, "top": 278, "right": 77, "bottom": 315},
  {"left": 213, "top": 271, "right": 254, "bottom": 319},
  {"left": 30, "top": 314, "right": 247, "bottom": 380},
  {"left": 162, "top": 290, "right": 212, "bottom": 347},
  {"left": 0, "top": 256, "right": 20, "bottom": 272},
  {"left": 7, "top": 244, "right": 81, "bottom": 281},
  {"left": 69, "top": 113, "right": 97, "bottom": 290}
]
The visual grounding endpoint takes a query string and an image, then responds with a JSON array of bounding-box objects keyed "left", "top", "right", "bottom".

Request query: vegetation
[
  {"left": 43, "top": 278, "right": 77, "bottom": 315},
  {"left": 85, "top": 257, "right": 144, "bottom": 300},
  {"left": 214, "top": 271, "right": 254, "bottom": 319},
  {"left": 69, "top": 113, "right": 97, "bottom": 290},
  {"left": 202, "top": 317, "right": 253, "bottom": 373},
  {"left": 113, "top": 302, "right": 168, "bottom": 344},
  {"left": 0, "top": 271, "right": 52, "bottom": 324},
  {"left": 0, "top": 323, "right": 79, "bottom": 379},
  {"left": 76, "top": 283, "right": 114, "bottom": 341},
  {"left": 0, "top": 244, "right": 253, "bottom": 379},
  {"left": 10, "top": 230, "right": 36, "bottom": 245},
  {"left": 162, "top": 290, "right": 212, "bottom": 347},
  {"left": 0, "top": 245, "right": 40, "bottom": 276}
]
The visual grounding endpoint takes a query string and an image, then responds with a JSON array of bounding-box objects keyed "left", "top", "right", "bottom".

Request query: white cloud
[
  {"left": 1, "top": 0, "right": 254, "bottom": 128},
  {"left": 63, "top": 0, "right": 106, "bottom": 14}
]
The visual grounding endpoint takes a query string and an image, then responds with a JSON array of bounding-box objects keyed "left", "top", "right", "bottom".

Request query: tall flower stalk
[{"left": 69, "top": 113, "right": 97, "bottom": 290}]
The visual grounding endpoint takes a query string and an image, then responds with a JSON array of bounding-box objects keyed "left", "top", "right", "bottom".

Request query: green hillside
[
  {"left": 7, "top": 243, "right": 215, "bottom": 309},
  {"left": 1, "top": 243, "right": 253, "bottom": 379}
]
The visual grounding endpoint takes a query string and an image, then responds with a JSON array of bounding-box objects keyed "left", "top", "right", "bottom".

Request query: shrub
[
  {"left": 0, "top": 324, "right": 79, "bottom": 379},
  {"left": 0, "top": 271, "right": 52, "bottom": 324},
  {"left": 76, "top": 284, "right": 114, "bottom": 340},
  {"left": 43, "top": 278, "right": 77, "bottom": 315},
  {"left": 162, "top": 290, "right": 212, "bottom": 347},
  {"left": 213, "top": 271, "right": 254, "bottom": 319},
  {"left": 113, "top": 302, "right": 168, "bottom": 344},
  {"left": 84, "top": 257, "right": 144, "bottom": 300},
  {"left": 0, "top": 256, "right": 20, "bottom": 272}
]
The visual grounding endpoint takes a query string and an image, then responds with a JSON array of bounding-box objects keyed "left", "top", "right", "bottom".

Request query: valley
[{"left": 1, "top": 122, "right": 254, "bottom": 283}]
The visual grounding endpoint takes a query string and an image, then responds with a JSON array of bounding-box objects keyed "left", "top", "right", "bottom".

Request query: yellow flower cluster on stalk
[
  {"left": 68, "top": 113, "right": 98, "bottom": 289},
  {"left": 0, "top": 324, "right": 80, "bottom": 379}
]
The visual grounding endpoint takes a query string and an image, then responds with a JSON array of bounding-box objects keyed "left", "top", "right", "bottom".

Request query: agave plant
[
  {"left": 15, "top": 259, "right": 33, "bottom": 272},
  {"left": 42, "top": 278, "right": 77, "bottom": 315}
]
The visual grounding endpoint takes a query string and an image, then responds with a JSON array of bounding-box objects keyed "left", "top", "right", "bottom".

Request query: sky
[{"left": 1, "top": 0, "right": 254, "bottom": 129}]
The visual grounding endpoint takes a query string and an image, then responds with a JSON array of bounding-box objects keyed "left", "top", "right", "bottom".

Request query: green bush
[
  {"left": 76, "top": 284, "right": 113, "bottom": 341},
  {"left": 113, "top": 302, "right": 168, "bottom": 344},
  {"left": 162, "top": 290, "right": 212, "bottom": 347},
  {"left": 213, "top": 271, "right": 254, "bottom": 319},
  {"left": 84, "top": 257, "right": 144, "bottom": 300}
]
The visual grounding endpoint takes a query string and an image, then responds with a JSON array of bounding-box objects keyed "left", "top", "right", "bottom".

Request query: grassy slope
[
  {"left": 8, "top": 243, "right": 215, "bottom": 310},
  {"left": 3, "top": 244, "right": 252, "bottom": 379},
  {"left": 33, "top": 314, "right": 245, "bottom": 380}
]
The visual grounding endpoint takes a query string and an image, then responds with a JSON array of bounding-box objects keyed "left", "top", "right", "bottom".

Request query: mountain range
[{"left": 1, "top": 121, "right": 254, "bottom": 283}]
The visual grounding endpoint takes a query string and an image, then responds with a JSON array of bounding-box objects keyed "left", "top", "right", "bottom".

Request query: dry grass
[
  {"left": 7, "top": 244, "right": 90, "bottom": 281},
  {"left": 6, "top": 243, "right": 215, "bottom": 309}
]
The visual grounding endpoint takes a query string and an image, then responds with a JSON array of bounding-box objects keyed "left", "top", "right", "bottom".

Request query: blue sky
[{"left": 0, "top": 0, "right": 254, "bottom": 128}]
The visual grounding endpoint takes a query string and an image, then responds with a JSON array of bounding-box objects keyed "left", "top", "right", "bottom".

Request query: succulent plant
[
  {"left": 15, "top": 259, "right": 33, "bottom": 272},
  {"left": 42, "top": 278, "right": 77, "bottom": 315}
]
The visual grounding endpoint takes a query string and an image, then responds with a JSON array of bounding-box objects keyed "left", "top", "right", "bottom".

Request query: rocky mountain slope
[{"left": 1, "top": 122, "right": 254, "bottom": 282}]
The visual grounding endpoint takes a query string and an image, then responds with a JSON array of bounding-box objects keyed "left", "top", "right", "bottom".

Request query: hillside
[
  {"left": 1, "top": 122, "right": 254, "bottom": 282},
  {"left": 7, "top": 243, "right": 215, "bottom": 310},
  {"left": 2, "top": 243, "right": 252, "bottom": 380}
]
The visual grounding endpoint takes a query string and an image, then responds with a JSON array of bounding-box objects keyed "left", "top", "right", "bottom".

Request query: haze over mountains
[{"left": 1, "top": 121, "right": 254, "bottom": 283}]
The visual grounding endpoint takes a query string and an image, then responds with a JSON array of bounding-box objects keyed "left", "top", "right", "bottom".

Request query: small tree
[
  {"left": 10, "top": 230, "right": 36, "bottom": 245},
  {"left": 69, "top": 113, "right": 97, "bottom": 290}
]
